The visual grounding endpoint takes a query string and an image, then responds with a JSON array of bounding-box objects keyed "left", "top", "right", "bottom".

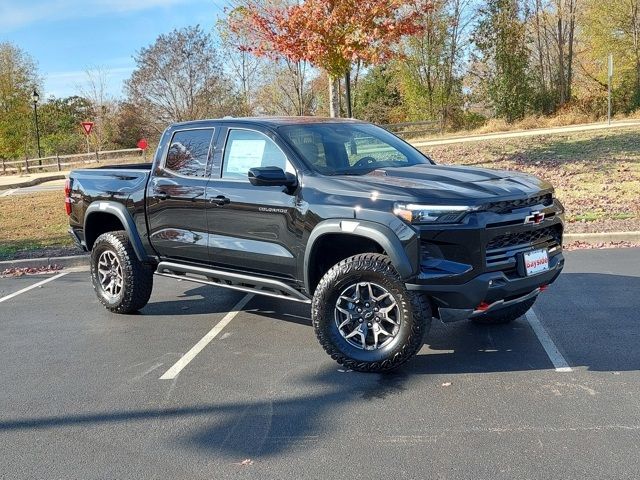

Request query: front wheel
[
  {"left": 90, "top": 231, "right": 154, "bottom": 313},
  {"left": 312, "top": 253, "right": 431, "bottom": 372}
]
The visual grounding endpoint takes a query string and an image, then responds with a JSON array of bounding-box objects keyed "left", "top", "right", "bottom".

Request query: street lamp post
[{"left": 31, "top": 89, "right": 42, "bottom": 162}]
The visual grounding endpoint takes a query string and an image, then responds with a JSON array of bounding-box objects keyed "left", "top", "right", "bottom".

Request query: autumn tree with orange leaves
[{"left": 229, "top": 0, "right": 430, "bottom": 117}]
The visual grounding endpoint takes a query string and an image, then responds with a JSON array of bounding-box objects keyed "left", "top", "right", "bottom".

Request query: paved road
[
  {"left": 0, "top": 179, "right": 65, "bottom": 196},
  {"left": 412, "top": 119, "right": 640, "bottom": 147},
  {"left": 1, "top": 249, "right": 639, "bottom": 479}
]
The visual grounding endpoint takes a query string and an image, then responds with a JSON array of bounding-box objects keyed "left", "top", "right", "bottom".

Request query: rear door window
[{"left": 165, "top": 129, "right": 214, "bottom": 177}]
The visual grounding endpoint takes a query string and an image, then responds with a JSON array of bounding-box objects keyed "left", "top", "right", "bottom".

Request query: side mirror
[{"left": 248, "top": 166, "right": 297, "bottom": 190}]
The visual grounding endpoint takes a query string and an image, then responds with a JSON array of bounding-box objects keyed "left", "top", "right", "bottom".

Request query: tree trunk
[
  {"left": 632, "top": 0, "right": 640, "bottom": 99},
  {"left": 329, "top": 76, "right": 340, "bottom": 118},
  {"left": 557, "top": 12, "right": 566, "bottom": 106},
  {"left": 566, "top": 0, "right": 576, "bottom": 103}
]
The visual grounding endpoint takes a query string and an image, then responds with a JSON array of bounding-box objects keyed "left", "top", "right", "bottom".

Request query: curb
[
  {"left": 0, "top": 254, "right": 89, "bottom": 270},
  {"left": 564, "top": 231, "right": 640, "bottom": 244},
  {"left": 0, "top": 174, "right": 67, "bottom": 191}
]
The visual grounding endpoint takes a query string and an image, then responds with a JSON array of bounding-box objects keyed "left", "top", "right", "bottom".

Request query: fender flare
[
  {"left": 84, "top": 201, "right": 147, "bottom": 261},
  {"left": 304, "top": 219, "right": 416, "bottom": 293}
]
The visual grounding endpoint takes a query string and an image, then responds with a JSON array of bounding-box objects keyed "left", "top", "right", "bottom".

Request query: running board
[{"left": 155, "top": 261, "right": 311, "bottom": 304}]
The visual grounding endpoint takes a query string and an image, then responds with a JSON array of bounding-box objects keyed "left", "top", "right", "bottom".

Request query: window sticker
[{"left": 227, "top": 139, "right": 266, "bottom": 174}]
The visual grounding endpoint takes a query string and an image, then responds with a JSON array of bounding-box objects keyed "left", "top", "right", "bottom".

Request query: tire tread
[
  {"left": 312, "top": 253, "right": 431, "bottom": 372},
  {"left": 90, "top": 231, "right": 153, "bottom": 313}
]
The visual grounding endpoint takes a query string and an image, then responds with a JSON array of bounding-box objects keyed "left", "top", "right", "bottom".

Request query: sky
[{"left": 0, "top": 0, "right": 227, "bottom": 99}]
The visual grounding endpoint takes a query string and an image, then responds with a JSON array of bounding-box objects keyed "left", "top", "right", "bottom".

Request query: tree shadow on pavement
[{"left": 0, "top": 367, "right": 416, "bottom": 460}]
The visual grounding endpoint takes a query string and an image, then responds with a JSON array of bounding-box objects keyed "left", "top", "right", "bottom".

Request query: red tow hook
[
  {"left": 476, "top": 302, "right": 491, "bottom": 312},
  {"left": 539, "top": 284, "right": 549, "bottom": 292}
]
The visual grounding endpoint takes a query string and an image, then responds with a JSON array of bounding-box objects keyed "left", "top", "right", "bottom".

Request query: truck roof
[{"left": 170, "top": 116, "right": 367, "bottom": 129}]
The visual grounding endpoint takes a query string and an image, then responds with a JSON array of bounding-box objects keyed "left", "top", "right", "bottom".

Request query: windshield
[{"left": 279, "top": 123, "right": 433, "bottom": 175}]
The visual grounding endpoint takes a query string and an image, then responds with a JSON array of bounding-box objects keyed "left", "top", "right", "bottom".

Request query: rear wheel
[
  {"left": 90, "top": 231, "right": 154, "bottom": 313},
  {"left": 471, "top": 297, "right": 536, "bottom": 325},
  {"left": 312, "top": 253, "right": 431, "bottom": 372}
]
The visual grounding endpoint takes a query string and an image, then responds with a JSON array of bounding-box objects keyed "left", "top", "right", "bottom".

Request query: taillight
[{"left": 64, "top": 178, "right": 72, "bottom": 215}]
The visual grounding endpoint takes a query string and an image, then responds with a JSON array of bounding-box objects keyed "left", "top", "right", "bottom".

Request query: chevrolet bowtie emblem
[{"left": 524, "top": 211, "right": 545, "bottom": 224}]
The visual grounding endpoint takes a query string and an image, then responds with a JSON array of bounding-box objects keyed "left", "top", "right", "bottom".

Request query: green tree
[
  {"left": 474, "top": 0, "right": 531, "bottom": 121},
  {"left": 0, "top": 42, "right": 40, "bottom": 159},
  {"left": 353, "top": 64, "right": 404, "bottom": 124},
  {"left": 113, "top": 101, "right": 150, "bottom": 149},
  {"left": 38, "top": 96, "right": 91, "bottom": 155},
  {"left": 582, "top": 0, "right": 640, "bottom": 112}
]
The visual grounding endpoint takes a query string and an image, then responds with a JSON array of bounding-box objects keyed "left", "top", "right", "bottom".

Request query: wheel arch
[
  {"left": 304, "top": 219, "right": 415, "bottom": 295},
  {"left": 84, "top": 201, "right": 147, "bottom": 261}
]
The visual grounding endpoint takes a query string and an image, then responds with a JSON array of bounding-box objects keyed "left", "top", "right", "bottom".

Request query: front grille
[
  {"left": 484, "top": 193, "right": 553, "bottom": 214},
  {"left": 487, "top": 226, "right": 561, "bottom": 250},
  {"left": 486, "top": 225, "right": 562, "bottom": 267}
]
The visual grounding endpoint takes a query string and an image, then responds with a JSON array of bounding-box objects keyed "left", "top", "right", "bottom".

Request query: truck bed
[
  {"left": 70, "top": 164, "right": 151, "bottom": 196},
  {"left": 91, "top": 162, "right": 153, "bottom": 170},
  {"left": 68, "top": 164, "right": 152, "bottom": 236}
]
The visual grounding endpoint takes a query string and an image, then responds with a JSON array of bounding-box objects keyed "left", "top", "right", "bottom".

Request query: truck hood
[{"left": 324, "top": 164, "right": 552, "bottom": 203}]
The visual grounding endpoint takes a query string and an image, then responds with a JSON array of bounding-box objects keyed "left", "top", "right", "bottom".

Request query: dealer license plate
[{"left": 523, "top": 249, "right": 549, "bottom": 276}]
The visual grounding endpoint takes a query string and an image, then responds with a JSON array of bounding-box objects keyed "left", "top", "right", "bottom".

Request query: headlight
[{"left": 393, "top": 203, "right": 476, "bottom": 224}]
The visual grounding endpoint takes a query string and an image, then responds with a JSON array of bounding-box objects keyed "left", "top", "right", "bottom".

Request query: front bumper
[
  {"left": 407, "top": 252, "right": 563, "bottom": 322},
  {"left": 403, "top": 199, "right": 565, "bottom": 322}
]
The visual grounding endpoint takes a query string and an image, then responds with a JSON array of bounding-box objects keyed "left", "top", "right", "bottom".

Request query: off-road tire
[
  {"left": 90, "top": 231, "right": 154, "bottom": 313},
  {"left": 312, "top": 253, "right": 431, "bottom": 372},
  {"left": 471, "top": 297, "right": 536, "bottom": 325}
]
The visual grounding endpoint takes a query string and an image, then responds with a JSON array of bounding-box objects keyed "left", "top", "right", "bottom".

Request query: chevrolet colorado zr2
[{"left": 66, "top": 117, "right": 564, "bottom": 372}]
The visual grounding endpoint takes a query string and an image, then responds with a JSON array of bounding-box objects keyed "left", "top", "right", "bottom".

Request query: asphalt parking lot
[{"left": 1, "top": 248, "right": 640, "bottom": 479}]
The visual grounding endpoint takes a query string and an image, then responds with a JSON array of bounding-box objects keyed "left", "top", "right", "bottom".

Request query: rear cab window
[{"left": 165, "top": 128, "right": 215, "bottom": 177}]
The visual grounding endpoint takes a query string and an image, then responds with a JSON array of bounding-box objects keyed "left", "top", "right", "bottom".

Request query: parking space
[
  {"left": 1, "top": 249, "right": 640, "bottom": 479},
  {"left": 0, "top": 272, "right": 63, "bottom": 299}
]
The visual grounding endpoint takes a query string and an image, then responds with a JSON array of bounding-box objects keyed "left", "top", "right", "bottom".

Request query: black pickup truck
[{"left": 66, "top": 117, "right": 564, "bottom": 372}]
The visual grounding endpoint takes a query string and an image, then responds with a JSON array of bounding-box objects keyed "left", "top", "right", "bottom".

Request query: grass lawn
[
  {"left": 420, "top": 127, "right": 640, "bottom": 233},
  {"left": 0, "top": 190, "right": 74, "bottom": 260},
  {"left": 0, "top": 127, "right": 638, "bottom": 260}
]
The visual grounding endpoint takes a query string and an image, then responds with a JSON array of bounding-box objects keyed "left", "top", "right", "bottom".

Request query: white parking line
[
  {"left": 525, "top": 309, "right": 572, "bottom": 372},
  {"left": 0, "top": 272, "right": 69, "bottom": 304},
  {"left": 159, "top": 293, "right": 254, "bottom": 380}
]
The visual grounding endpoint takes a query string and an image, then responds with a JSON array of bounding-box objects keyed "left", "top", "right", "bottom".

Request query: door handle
[
  {"left": 157, "top": 192, "right": 171, "bottom": 200},
  {"left": 210, "top": 195, "right": 230, "bottom": 206}
]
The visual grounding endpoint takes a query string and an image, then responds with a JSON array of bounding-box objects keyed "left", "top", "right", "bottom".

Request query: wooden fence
[
  {"left": 0, "top": 148, "right": 146, "bottom": 175},
  {"left": 382, "top": 120, "right": 441, "bottom": 138}
]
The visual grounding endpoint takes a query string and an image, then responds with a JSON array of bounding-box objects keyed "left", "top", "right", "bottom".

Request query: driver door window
[{"left": 222, "top": 129, "right": 294, "bottom": 180}]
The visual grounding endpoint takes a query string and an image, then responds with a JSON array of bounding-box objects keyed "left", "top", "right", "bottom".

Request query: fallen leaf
[{"left": 0, "top": 265, "right": 63, "bottom": 277}]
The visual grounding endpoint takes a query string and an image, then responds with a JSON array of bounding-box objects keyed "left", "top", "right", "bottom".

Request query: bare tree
[
  {"left": 400, "top": 0, "right": 473, "bottom": 125},
  {"left": 78, "top": 66, "right": 116, "bottom": 151},
  {"left": 217, "top": 9, "right": 265, "bottom": 115},
  {"left": 125, "top": 25, "right": 240, "bottom": 133},
  {"left": 254, "top": 59, "right": 317, "bottom": 116},
  {"left": 527, "top": 0, "right": 578, "bottom": 109}
]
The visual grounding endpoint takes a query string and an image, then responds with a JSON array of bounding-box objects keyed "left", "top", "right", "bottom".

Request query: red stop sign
[{"left": 137, "top": 138, "right": 149, "bottom": 150}]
